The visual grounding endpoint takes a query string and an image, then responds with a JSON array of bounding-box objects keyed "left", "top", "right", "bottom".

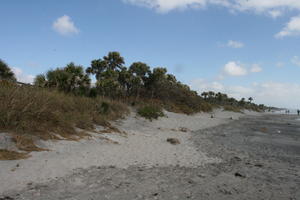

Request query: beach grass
[{"left": 0, "top": 82, "right": 128, "bottom": 151}]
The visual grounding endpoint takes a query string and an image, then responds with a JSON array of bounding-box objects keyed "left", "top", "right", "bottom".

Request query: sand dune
[{"left": 0, "top": 109, "right": 259, "bottom": 194}]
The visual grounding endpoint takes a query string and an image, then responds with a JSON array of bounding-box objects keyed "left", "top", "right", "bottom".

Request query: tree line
[
  {"left": 0, "top": 52, "right": 267, "bottom": 113},
  {"left": 200, "top": 91, "right": 265, "bottom": 111}
]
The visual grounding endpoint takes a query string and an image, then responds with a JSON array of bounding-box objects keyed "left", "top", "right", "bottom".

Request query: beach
[{"left": 1, "top": 111, "right": 300, "bottom": 199}]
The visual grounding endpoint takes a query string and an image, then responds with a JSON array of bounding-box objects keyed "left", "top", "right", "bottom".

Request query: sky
[{"left": 1, "top": 0, "right": 300, "bottom": 109}]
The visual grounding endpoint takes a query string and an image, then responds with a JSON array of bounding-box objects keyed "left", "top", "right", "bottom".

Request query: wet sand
[{"left": 1, "top": 114, "right": 300, "bottom": 200}]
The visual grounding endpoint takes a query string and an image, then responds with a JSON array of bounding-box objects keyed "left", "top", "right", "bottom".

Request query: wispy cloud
[
  {"left": 276, "top": 62, "right": 284, "bottom": 68},
  {"left": 123, "top": 0, "right": 300, "bottom": 15},
  {"left": 124, "top": 1, "right": 300, "bottom": 38},
  {"left": 268, "top": 10, "right": 282, "bottom": 18},
  {"left": 291, "top": 56, "right": 300, "bottom": 67},
  {"left": 227, "top": 40, "right": 244, "bottom": 48},
  {"left": 53, "top": 15, "right": 79, "bottom": 36},
  {"left": 250, "top": 64, "right": 262, "bottom": 73}
]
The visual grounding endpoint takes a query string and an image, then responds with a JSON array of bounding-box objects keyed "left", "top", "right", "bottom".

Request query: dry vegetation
[
  {"left": 0, "top": 81, "right": 128, "bottom": 155},
  {"left": 223, "top": 105, "right": 243, "bottom": 113},
  {"left": 0, "top": 149, "right": 29, "bottom": 160}
]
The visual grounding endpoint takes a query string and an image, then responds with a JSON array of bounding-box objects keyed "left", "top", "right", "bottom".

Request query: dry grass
[
  {"left": 128, "top": 97, "right": 212, "bottom": 115},
  {"left": 0, "top": 149, "right": 29, "bottom": 160},
  {"left": 11, "top": 135, "right": 48, "bottom": 152},
  {"left": 0, "top": 82, "right": 128, "bottom": 155},
  {"left": 223, "top": 105, "right": 243, "bottom": 113}
]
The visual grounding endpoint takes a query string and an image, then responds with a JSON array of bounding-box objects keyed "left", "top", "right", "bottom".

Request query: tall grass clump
[{"left": 0, "top": 81, "right": 128, "bottom": 144}]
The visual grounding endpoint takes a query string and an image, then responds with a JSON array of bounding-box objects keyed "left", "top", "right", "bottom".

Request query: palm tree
[
  {"left": 103, "top": 52, "right": 125, "bottom": 71},
  {"left": 35, "top": 63, "right": 91, "bottom": 94},
  {"left": 201, "top": 92, "right": 208, "bottom": 100},
  {"left": 64, "top": 62, "right": 91, "bottom": 92},
  {"left": 208, "top": 91, "right": 215, "bottom": 100},
  {"left": 146, "top": 67, "right": 167, "bottom": 99},
  {"left": 0, "top": 59, "right": 16, "bottom": 82},
  {"left": 86, "top": 51, "right": 125, "bottom": 81},
  {"left": 248, "top": 97, "right": 253, "bottom": 103},
  {"left": 129, "top": 62, "right": 151, "bottom": 98}
]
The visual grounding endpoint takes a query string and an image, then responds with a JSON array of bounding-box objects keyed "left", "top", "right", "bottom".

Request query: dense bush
[{"left": 137, "top": 105, "right": 165, "bottom": 120}]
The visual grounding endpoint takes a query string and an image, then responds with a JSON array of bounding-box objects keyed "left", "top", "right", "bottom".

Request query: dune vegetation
[{"left": 0, "top": 54, "right": 268, "bottom": 157}]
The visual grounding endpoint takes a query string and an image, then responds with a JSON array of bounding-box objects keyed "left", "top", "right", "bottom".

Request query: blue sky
[{"left": 1, "top": 0, "right": 300, "bottom": 108}]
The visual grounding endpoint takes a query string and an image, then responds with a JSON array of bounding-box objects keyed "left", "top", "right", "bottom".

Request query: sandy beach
[{"left": 1, "top": 111, "right": 300, "bottom": 199}]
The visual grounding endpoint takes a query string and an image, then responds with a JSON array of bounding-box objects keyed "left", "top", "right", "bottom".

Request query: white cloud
[
  {"left": 227, "top": 40, "right": 244, "bottom": 48},
  {"left": 12, "top": 67, "right": 35, "bottom": 83},
  {"left": 250, "top": 64, "right": 262, "bottom": 73},
  {"left": 123, "top": 0, "right": 300, "bottom": 15},
  {"left": 53, "top": 15, "right": 79, "bottom": 36},
  {"left": 223, "top": 61, "right": 247, "bottom": 76},
  {"left": 291, "top": 56, "right": 300, "bottom": 66},
  {"left": 191, "top": 79, "right": 225, "bottom": 91},
  {"left": 276, "top": 62, "right": 284, "bottom": 68},
  {"left": 231, "top": 0, "right": 300, "bottom": 13},
  {"left": 190, "top": 79, "right": 300, "bottom": 108},
  {"left": 124, "top": 0, "right": 300, "bottom": 38},
  {"left": 275, "top": 15, "right": 300, "bottom": 38},
  {"left": 123, "top": 0, "right": 208, "bottom": 13},
  {"left": 268, "top": 10, "right": 283, "bottom": 18}
]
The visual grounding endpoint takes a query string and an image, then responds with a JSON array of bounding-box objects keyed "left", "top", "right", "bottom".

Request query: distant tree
[
  {"left": 64, "top": 62, "right": 91, "bottom": 93},
  {"left": 215, "top": 92, "right": 222, "bottom": 102},
  {"left": 248, "top": 97, "right": 253, "bottom": 103},
  {"left": 146, "top": 67, "right": 167, "bottom": 98},
  {"left": 239, "top": 97, "right": 246, "bottom": 106},
  {"left": 228, "top": 97, "right": 236, "bottom": 105},
  {"left": 0, "top": 59, "right": 16, "bottom": 82},
  {"left": 166, "top": 74, "right": 177, "bottom": 84},
  {"left": 129, "top": 62, "right": 150, "bottom": 79},
  {"left": 118, "top": 67, "right": 132, "bottom": 96},
  {"left": 201, "top": 92, "right": 209, "bottom": 100},
  {"left": 129, "top": 62, "right": 151, "bottom": 98},
  {"left": 208, "top": 91, "right": 215, "bottom": 100},
  {"left": 34, "top": 74, "right": 47, "bottom": 87}
]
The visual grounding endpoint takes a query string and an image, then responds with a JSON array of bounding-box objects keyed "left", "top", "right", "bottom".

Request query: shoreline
[{"left": 2, "top": 113, "right": 299, "bottom": 199}]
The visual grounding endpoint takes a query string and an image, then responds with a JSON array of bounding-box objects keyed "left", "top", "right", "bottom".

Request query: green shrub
[
  {"left": 137, "top": 105, "right": 164, "bottom": 120},
  {"left": 99, "top": 102, "right": 110, "bottom": 114}
]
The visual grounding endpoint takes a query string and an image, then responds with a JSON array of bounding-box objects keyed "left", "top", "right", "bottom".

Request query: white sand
[{"left": 0, "top": 109, "right": 260, "bottom": 194}]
